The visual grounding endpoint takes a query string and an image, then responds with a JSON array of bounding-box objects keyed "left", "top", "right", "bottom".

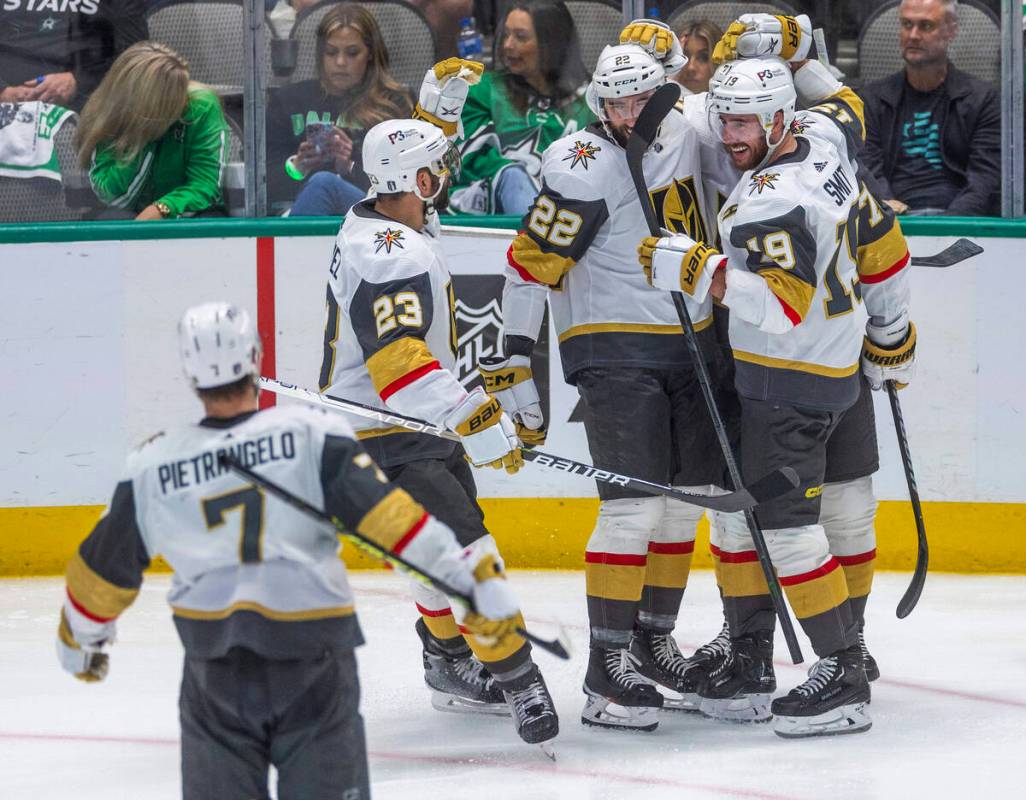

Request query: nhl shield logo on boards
[{"left": 454, "top": 298, "right": 503, "bottom": 388}]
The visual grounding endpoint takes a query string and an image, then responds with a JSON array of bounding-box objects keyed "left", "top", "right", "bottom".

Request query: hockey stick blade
[
  {"left": 910, "top": 238, "right": 982, "bottom": 268},
  {"left": 219, "top": 454, "right": 572, "bottom": 660}
]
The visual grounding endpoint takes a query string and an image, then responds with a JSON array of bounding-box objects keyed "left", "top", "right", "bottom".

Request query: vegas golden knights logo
[{"left": 648, "top": 176, "right": 707, "bottom": 241}]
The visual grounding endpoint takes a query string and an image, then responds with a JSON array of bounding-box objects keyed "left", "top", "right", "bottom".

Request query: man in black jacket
[
  {"left": 860, "top": 0, "right": 1000, "bottom": 216},
  {"left": 0, "top": 0, "right": 147, "bottom": 110}
]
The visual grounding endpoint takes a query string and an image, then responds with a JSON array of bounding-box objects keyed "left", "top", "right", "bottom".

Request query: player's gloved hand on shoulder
[
  {"left": 460, "top": 553, "right": 521, "bottom": 642},
  {"left": 445, "top": 387, "right": 524, "bottom": 474},
  {"left": 619, "top": 19, "right": 687, "bottom": 73},
  {"left": 56, "top": 610, "right": 110, "bottom": 682},
  {"left": 638, "top": 232, "right": 726, "bottom": 304},
  {"left": 478, "top": 354, "right": 546, "bottom": 447},
  {"left": 713, "top": 13, "right": 813, "bottom": 64},
  {"left": 862, "top": 318, "right": 917, "bottom": 390},
  {"left": 414, "top": 57, "right": 485, "bottom": 139}
]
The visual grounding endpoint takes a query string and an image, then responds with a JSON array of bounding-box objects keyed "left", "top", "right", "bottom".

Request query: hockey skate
[
  {"left": 859, "top": 629, "right": 880, "bottom": 682},
  {"left": 416, "top": 619, "right": 509, "bottom": 716},
  {"left": 581, "top": 644, "right": 664, "bottom": 732},
  {"left": 499, "top": 664, "right": 559, "bottom": 757},
  {"left": 631, "top": 625, "right": 715, "bottom": 712},
  {"left": 772, "top": 645, "right": 872, "bottom": 738},
  {"left": 697, "top": 629, "right": 775, "bottom": 722}
]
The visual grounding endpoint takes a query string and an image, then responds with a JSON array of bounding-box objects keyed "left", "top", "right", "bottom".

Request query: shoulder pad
[
  {"left": 540, "top": 129, "right": 620, "bottom": 202},
  {"left": 340, "top": 213, "right": 436, "bottom": 282}
]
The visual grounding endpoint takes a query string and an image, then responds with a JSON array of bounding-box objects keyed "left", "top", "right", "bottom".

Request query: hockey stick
[
  {"left": 886, "top": 383, "right": 928, "bottom": 618},
  {"left": 909, "top": 238, "right": 982, "bottom": 268},
  {"left": 626, "top": 82, "right": 804, "bottom": 664},
  {"left": 258, "top": 377, "right": 798, "bottom": 513},
  {"left": 220, "top": 454, "right": 572, "bottom": 660}
]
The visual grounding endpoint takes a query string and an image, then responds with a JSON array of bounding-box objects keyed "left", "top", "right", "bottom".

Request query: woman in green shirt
[
  {"left": 450, "top": 0, "right": 594, "bottom": 216},
  {"left": 76, "top": 41, "right": 230, "bottom": 220}
]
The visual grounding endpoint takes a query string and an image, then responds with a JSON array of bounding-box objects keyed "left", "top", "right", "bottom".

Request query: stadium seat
[
  {"left": 564, "top": 0, "right": 624, "bottom": 75},
  {"left": 288, "top": 0, "right": 438, "bottom": 91},
  {"left": 667, "top": 1, "right": 799, "bottom": 37},
  {"left": 858, "top": 0, "right": 1000, "bottom": 85}
]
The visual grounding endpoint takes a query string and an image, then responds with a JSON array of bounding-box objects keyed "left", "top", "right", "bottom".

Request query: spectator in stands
[
  {"left": 0, "top": 0, "right": 147, "bottom": 111},
  {"left": 449, "top": 0, "right": 593, "bottom": 215},
  {"left": 267, "top": 3, "right": 413, "bottom": 215},
  {"left": 673, "top": 19, "right": 723, "bottom": 95},
  {"left": 861, "top": 0, "right": 1001, "bottom": 216},
  {"left": 75, "top": 42, "right": 229, "bottom": 219}
]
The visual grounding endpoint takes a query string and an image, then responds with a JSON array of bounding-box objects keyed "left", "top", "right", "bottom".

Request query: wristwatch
[{"left": 155, "top": 201, "right": 172, "bottom": 218}]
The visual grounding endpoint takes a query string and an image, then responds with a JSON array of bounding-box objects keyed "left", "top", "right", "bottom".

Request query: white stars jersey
[
  {"left": 502, "top": 110, "right": 734, "bottom": 383},
  {"left": 318, "top": 200, "right": 470, "bottom": 467}
]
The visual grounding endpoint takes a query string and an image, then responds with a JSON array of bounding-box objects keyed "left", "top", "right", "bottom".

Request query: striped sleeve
[{"left": 88, "top": 142, "right": 155, "bottom": 210}]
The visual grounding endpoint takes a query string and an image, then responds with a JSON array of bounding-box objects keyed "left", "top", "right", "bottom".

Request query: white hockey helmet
[
  {"left": 362, "top": 118, "right": 460, "bottom": 201},
  {"left": 178, "top": 302, "right": 262, "bottom": 390},
  {"left": 706, "top": 58, "right": 796, "bottom": 162},
  {"left": 586, "top": 43, "right": 666, "bottom": 121}
]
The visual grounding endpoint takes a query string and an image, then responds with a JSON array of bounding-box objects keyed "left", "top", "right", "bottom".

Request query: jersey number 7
[{"left": 202, "top": 486, "right": 266, "bottom": 563}]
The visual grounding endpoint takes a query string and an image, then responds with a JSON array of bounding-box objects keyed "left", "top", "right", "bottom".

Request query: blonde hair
[
  {"left": 676, "top": 19, "right": 725, "bottom": 57},
  {"left": 315, "top": 4, "right": 411, "bottom": 130},
  {"left": 76, "top": 41, "right": 192, "bottom": 168}
]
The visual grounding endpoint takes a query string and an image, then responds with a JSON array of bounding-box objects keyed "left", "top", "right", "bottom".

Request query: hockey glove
[
  {"left": 862, "top": 320, "right": 917, "bottom": 391},
  {"left": 56, "top": 609, "right": 110, "bottom": 682},
  {"left": 619, "top": 19, "right": 687, "bottom": 73},
  {"left": 414, "top": 58, "right": 484, "bottom": 139},
  {"left": 713, "top": 13, "right": 813, "bottom": 64},
  {"left": 639, "top": 233, "right": 726, "bottom": 303},
  {"left": 445, "top": 387, "right": 524, "bottom": 474},
  {"left": 478, "top": 354, "right": 546, "bottom": 447},
  {"left": 460, "top": 553, "right": 521, "bottom": 643}
]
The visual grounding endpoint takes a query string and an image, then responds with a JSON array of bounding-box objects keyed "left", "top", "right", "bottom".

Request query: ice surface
[{"left": 2, "top": 571, "right": 1025, "bottom": 800}]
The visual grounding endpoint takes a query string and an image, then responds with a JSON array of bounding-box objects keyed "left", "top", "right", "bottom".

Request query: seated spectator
[
  {"left": 75, "top": 42, "right": 229, "bottom": 219},
  {"left": 0, "top": 0, "right": 147, "bottom": 111},
  {"left": 266, "top": 3, "right": 413, "bottom": 216},
  {"left": 861, "top": 0, "right": 1000, "bottom": 216},
  {"left": 673, "top": 20, "right": 723, "bottom": 95},
  {"left": 450, "top": 0, "right": 593, "bottom": 216}
]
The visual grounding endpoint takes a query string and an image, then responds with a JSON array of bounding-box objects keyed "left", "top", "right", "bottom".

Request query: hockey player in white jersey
[
  {"left": 485, "top": 40, "right": 738, "bottom": 731},
  {"left": 57, "top": 302, "right": 529, "bottom": 798},
  {"left": 317, "top": 61, "right": 558, "bottom": 747},
  {"left": 639, "top": 48, "right": 916, "bottom": 737}
]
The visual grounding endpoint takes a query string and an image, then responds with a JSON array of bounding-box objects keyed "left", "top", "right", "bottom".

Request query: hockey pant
[
  {"left": 383, "top": 451, "right": 531, "bottom": 680},
  {"left": 585, "top": 492, "right": 709, "bottom": 647}
]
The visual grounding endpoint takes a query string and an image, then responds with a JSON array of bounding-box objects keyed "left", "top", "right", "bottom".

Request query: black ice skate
[
  {"left": 416, "top": 618, "right": 509, "bottom": 716},
  {"left": 859, "top": 629, "right": 880, "bottom": 682},
  {"left": 499, "top": 664, "right": 559, "bottom": 754},
  {"left": 772, "top": 645, "right": 872, "bottom": 738},
  {"left": 697, "top": 629, "right": 776, "bottom": 722},
  {"left": 581, "top": 644, "right": 664, "bottom": 732},
  {"left": 630, "top": 625, "right": 710, "bottom": 712}
]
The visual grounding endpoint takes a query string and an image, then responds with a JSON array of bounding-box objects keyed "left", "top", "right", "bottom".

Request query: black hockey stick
[
  {"left": 259, "top": 377, "right": 798, "bottom": 513},
  {"left": 886, "top": 383, "right": 928, "bottom": 618},
  {"left": 909, "top": 238, "right": 983, "bottom": 268},
  {"left": 627, "top": 82, "right": 804, "bottom": 664},
  {"left": 220, "top": 454, "right": 572, "bottom": 660}
]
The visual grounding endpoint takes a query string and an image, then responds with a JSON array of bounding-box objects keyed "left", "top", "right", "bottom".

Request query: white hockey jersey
[
  {"left": 502, "top": 110, "right": 734, "bottom": 382},
  {"left": 319, "top": 200, "right": 469, "bottom": 466},
  {"left": 61, "top": 404, "right": 437, "bottom": 659}
]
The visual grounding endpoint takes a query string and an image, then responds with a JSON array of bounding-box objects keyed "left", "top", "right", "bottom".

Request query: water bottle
[
  {"left": 457, "top": 17, "right": 483, "bottom": 60},
  {"left": 646, "top": 6, "right": 660, "bottom": 20}
]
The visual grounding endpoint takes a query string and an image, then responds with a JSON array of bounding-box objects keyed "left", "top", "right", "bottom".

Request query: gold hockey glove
[
  {"left": 445, "top": 388, "right": 524, "bottom": 474},
  {"left": 414, "top": 58, "right": 484, "bottom": 138},
  {"left": 862, "top": 322, "right": 917, "bottom": 390},
  {"left": 620, "top": 19, "right": 687, "bottom": 72},
  {"left": 639, "top": 233, "right": 724, "bottom": 303},
  {"left": 479, "top": 355, "right": 546, "bottom": 447}
]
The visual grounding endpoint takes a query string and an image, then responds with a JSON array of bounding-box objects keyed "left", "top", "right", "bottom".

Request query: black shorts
[
  {"left": 180, "top": 648, "right": 368, "bottom": 800},
  {"left": 824, "top": 375, "right": 879, "bottom": 483},
  {"left": 739, "top": 396, "right": 844, "bottom": 529},
  {"left": 382, "top": 446, "right": 488, "bottom": 547},
  {"left": 575, "top": 367, "right": 726, "bottom": 501}
]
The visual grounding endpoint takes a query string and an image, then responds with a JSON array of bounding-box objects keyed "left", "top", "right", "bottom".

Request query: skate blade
[
  {"left": 655, "top": 688, "right": 702, "bottom": 713},
  {"left": 538, "top": 741, "right": 557, "bottom": 761},
  {"left": 773, "top": 702, "right": 872, "bottom": 739},
  {"left": 581, "top": 693, "right": 660, "bottom": 732},
  {"left": 699, "top": 693, "right": 773, "bottom": 723},
  {"left": 430, "top": 690, "right": 511, "bottom": 717}
]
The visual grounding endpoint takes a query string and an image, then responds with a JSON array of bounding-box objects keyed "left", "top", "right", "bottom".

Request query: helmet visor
[{"left": 429, "top": 141, "right": 462, "bottom": 184}]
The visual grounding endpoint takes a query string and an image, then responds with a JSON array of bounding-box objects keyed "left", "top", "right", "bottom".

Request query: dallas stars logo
[
  {"left": 748, "top": 172, "right": 780, "bottom": 195},
  {"left": 374, "top": 227, "right": 405, "bottom": 254},
  {"left": 562, "top": 140, "right": 600, "bottom": 170}
]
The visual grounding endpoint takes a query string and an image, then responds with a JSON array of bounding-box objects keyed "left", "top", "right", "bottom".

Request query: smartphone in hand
[{"left": 305, "top": 122, "right": 332, "bottom": 155}]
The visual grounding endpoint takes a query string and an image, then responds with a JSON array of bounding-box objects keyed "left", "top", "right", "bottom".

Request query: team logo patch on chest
[
  {"left": 748, "top": 172, "right": 780, "bottom": 195},
  {"left": 562, "top": 140, "right": 600, "bottom": 170},
  {"left": 648, "top": 176, "right": 707, "bottom": 240},
  {"left": 374, "top": 227, "right": 405, "bottom": 254}
]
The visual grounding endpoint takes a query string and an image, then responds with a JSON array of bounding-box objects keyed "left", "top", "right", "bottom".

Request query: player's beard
[
  {"left": 431, "top": 174, "right": 450, "bottom": 213},
  {"left": 724, "top": 135, "right": 769, "bottom": 172}
]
